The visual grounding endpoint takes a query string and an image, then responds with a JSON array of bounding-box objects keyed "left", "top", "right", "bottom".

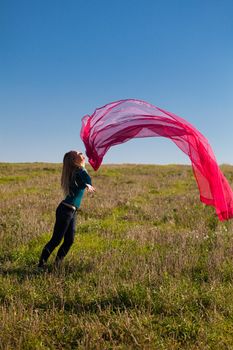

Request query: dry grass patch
[{"left": 1, "top": 163, "right": 233, "bottom": 349}]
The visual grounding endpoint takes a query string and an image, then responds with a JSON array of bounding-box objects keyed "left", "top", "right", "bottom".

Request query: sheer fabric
[{"left": 80, "top": 99, "right": 233, "bottom": 221}]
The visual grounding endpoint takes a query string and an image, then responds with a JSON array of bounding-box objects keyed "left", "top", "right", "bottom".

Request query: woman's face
[{"left": 76, "top": 151, "right": 85, "bottom": 165}]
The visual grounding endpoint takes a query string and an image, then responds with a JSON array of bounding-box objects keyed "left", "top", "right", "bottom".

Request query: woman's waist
[
  {"left": 61, "top": 201, "right": 77, "bottom": 211},
  {"left": 63, "top": 191, "right": 85, "bottom": 208}
]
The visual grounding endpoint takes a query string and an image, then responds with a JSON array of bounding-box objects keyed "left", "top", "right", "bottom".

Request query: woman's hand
[{"left": 86, "top": 184, "right": 96, "bottom": 193}]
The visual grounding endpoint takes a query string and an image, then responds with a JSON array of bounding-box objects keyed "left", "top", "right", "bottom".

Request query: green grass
[{"left": 1, "top": 163, "right": 233, "bottom": 349}]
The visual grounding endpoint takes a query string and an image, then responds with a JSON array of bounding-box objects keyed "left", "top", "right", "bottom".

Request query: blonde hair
[{"left": 61, "top": 151, "right": 84, "bottom": 196}]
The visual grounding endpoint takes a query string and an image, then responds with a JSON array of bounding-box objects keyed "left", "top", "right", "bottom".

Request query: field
[{"left": 1, "top": 162, "right": 233, "bottom": 349}]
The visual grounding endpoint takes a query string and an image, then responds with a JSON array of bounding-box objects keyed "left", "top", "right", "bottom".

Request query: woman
[{"left": 38, "top": 151, "right": 95, "bottom": 268}]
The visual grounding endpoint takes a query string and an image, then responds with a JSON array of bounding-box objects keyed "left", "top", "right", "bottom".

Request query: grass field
[{"left": 1, "top": 162, "right": 233, "bottom": 349}]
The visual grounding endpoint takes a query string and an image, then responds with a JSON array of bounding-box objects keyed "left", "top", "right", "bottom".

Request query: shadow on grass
[
  {"left": 0, "top": 260, "right": 95, "bottom": 280},
  {"left": 37, "top": 291, "right": 143, "bottom": 314},
  {"left": 63, "top": 294, "right": 137, "bottom": 314},
  {"left": 0, "top": 262, "right": 153, "bottom": 315}
]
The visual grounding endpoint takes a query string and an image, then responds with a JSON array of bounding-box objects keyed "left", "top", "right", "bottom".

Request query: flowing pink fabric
[{"left": 80, "top": 99, "right": 233, "bottom": 221}]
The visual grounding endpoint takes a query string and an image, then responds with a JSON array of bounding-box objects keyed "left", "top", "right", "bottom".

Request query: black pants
[{"left": 39, "top": 202, "right": 77, "bottom": 265}]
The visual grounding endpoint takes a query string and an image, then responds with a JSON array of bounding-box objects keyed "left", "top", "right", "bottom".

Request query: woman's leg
[
  {"left": 55, "top": 212, "right": 77, "bottom": 264},
  {"left": 38, "top": 203, "right": 75, "bottom": 266}
]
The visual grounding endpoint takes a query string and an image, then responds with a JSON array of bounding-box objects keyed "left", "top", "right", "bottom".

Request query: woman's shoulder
[{"left": 75, "top": 166, "right": 88, "bottom": 175}]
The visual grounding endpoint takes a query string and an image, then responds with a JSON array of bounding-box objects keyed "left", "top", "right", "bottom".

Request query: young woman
[{"left": 38, "top": 151, "right": 95, "bottom": 268}]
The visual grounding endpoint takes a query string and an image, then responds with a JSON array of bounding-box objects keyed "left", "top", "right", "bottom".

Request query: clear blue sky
[{"left": 1, "top": 0, "right": 233, "bottom": 165}]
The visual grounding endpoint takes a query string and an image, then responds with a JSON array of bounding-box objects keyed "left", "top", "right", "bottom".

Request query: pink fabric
[{"left": 80, "top": 99, "right": 233, "bottom": 221}]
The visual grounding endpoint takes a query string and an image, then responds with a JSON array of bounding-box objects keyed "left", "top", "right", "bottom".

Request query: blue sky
[{"left": 1, "top": 0, "right": 233, "bottom": 165}]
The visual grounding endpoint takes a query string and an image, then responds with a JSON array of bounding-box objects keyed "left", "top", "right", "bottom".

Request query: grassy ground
[{"left": 1, "top": 162, "right": 233, "bottom": 349}]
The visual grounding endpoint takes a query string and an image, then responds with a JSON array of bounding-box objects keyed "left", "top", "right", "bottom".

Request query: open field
[{"left": 1, "top": 162, "right": 233, "bottom": 349}]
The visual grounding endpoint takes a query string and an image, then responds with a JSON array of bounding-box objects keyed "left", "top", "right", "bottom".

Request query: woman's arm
[{"left": 79, "top": 169, "right": 96, "bottom": 192}]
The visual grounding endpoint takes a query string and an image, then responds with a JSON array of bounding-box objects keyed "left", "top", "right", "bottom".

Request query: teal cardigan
[{"left": 63, "top": 167, "right": 92, "bottom": 208}]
